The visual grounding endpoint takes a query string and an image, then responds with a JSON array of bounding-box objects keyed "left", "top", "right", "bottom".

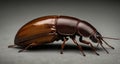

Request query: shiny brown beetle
[{"left": 8, "top": 15, "right": 120, "bottom": 56}]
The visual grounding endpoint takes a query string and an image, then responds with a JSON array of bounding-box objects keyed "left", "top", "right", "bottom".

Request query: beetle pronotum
[{"left": 8, "top": 15, "right": 120, "bottom": 56}]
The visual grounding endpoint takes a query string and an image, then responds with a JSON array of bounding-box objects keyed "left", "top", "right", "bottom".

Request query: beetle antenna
[{"left": 101, "top": 36, "right": 120, "bottom": 40}]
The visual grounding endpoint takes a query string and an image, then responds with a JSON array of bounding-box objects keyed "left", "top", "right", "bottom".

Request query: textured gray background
[{"left": 0, "top": 0, "right": 120, "bottom": 64}]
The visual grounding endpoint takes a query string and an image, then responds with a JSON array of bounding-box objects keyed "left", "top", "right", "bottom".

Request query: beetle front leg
[
  {"left": 80, "top": 40, "right": 100, "bottom": 56},
  {"left": 98, "top": 40, "right": 109, "bottom": 54},
  {"left": 101, "top": 39, "right": 114, "bottom": 49},
  {"left": 79, "top": 36, "right": 99, "bottom": 55}
]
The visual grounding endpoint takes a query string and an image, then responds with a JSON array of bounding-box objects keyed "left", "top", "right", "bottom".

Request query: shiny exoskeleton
[{"left": 8, "top": 15, "right": 119, "bottom": 56}]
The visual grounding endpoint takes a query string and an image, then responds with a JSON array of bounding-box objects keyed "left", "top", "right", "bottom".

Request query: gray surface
[{"left": 0, "top": 0, "right": 120, "bottom": 64}]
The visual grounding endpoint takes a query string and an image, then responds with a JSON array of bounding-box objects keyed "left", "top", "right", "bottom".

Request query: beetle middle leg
[
  {"left": 60, "top": 37, "right": 67, "bottom": 54},
  {"left": 70, "top": 36, "right": 86, "bottom": 56}
]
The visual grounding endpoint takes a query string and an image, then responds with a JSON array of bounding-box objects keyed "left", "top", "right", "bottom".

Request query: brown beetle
[{"left": 8, "top": 15, "right": 120, "bottom": 56}]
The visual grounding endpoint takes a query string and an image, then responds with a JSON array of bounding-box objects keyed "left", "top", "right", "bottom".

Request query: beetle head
[
  {"left": 90, "top": 31, "right": 120, "bottom": 44},
  {"left": 89, "top": 32, "right": 120, "bottom": 49},
  {"left": 89, "top": 32, "right": 101, "bottom": 43}
]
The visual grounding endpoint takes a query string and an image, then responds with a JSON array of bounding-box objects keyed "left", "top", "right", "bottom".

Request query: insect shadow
[{"left": 15, "top": 43, "right": 103, "bottom": 54}]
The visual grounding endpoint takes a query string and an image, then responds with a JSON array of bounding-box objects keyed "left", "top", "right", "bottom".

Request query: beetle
[{"left": 8, "top": 15, "right": 120, "bottom": 56}]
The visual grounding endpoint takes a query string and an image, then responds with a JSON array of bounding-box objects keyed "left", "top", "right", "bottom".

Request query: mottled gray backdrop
[{"left": 0, "top": 0, "right": 120, "bottom": 64}]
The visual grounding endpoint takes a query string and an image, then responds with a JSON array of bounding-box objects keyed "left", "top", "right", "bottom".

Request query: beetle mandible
[{"left": 8, "top": 15, "right": 120, "bottom": 56}]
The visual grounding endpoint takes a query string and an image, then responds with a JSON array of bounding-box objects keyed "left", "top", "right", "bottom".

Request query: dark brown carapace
[{"left": 8, "top": 15, "right": 120, "bottom": 56}]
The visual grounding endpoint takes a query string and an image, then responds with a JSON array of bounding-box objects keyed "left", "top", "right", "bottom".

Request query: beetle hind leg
[
  {"left": 18, "top": 43, "right": 37, "bottom": 53},
  {"left": 8, "top": 45, "right": 17, "bottom": 48}
]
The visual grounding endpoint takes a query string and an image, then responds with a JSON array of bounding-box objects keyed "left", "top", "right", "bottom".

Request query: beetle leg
[
  {"left": 60, "top": 37, "right": 67, "bottom": 54},
  {"left": 97, "top": 43, "right": 99, "bottom": 47},
  {"left": 8, "top": 45, "right": 17, "bottom": 48},
  {"left": 101, "top": 39, "right": 114, "bottom": 49},
  {"left": 71, "top": 37, "right": 86, "bottom": 56},
  {"left": 98, "top": 40, "right": 109, "bottom": 54},
  {"left": 18, "top": 43, "right": 37, "bottom": 53},
  {"left": 80, "top": 40, "right": 100, "bottom": 56}
]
